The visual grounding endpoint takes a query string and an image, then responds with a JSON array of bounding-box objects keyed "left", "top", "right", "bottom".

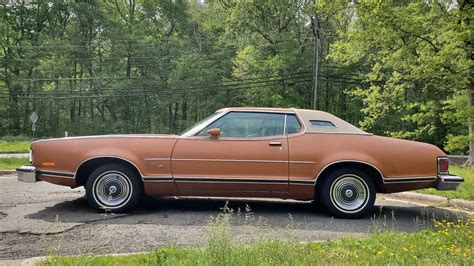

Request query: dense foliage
[{"left": 0, "top": 0, "right": 472, "bottom": 157}]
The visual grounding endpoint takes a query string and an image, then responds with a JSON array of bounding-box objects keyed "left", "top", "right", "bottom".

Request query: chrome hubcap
[
  {"left": 345, "top": 190, "right": 353, "bottom": 197},
  {"left": 330, "top": 175, "right": 368, "bottom": 212},
  {"left": 94, "top": 172, "right": 131, "bottom": 207}
]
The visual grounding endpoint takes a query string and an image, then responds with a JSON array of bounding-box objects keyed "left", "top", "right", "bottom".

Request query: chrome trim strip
[
  {"left": 384, "top": 176, "right": 437, "bottom": 183},
  {"left": 289, "top": 180, "right": 315, "bottom": 184},
  {"left": 304, "top": 131, "right": 373, "bottom": 136},
  {"left": 144, "top": 158, "right": 171, "bottom": 161},
  {"left": 384, "top": 176, "right": 437, "bottom": 180},
  {"left": 37, "top": 170, "right": 75, "bottom": 177},
  {"left": 315, "top": 160, "right": 385, "bottom": 182},
  {"left": 172, "top": 158, "right": 289, "bottom": 163},
  {"left": 143, "top": 180, "right": 175, "bottom": 183},
  {"left": 172, "top": 159, "right": 315, "bottom": 164},
  {"left": 174, "top": 177, "right": 288, "bottom": 183},
  {"left": 175, "top": 180, "right": 288, "bottom": 185},
  {"left": 33, "top": 135, "right": 178, "bottom": 143},
  {"left": 217, "top": 108, "right": 296, "bottom": 114},
  {"left": 38, "top": 170, "right": 75, "bottom": 179},
  {"left": 74, "top": 156, "right": 145, "bottom": 181},
  {"left": 290, "top": 182, "right": 315, "bottom": 186},
  {"left": 142, "top": 176, "right": 173, "bottom": 181},
  {"left": 174, "top": 176, "right": 288, "bottom": 182},
  {"left": 289, "top": 161, "right": 315, "bottom": 164},
  {"left": 172, "top": 176, "right": 316, "bottom": 186},
  {"left": 40, "top": 174, "right": 76, "bottom": 179}
]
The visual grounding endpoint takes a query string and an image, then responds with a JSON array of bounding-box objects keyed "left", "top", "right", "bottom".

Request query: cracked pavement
[{"left": 0, "top": 174, "right": 467, "bottom": 261}]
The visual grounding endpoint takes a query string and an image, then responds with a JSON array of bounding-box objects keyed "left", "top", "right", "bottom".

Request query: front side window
[
  {"left": 180, "top": 112, "right": 222, "bottom": 137},
  {"left": 197, "top": 112, "right": 285, "bottom": 138}
]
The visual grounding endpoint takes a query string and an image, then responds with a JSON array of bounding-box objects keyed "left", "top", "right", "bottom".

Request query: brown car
[{"left": 17, "top": 107, "right": 463, "bottom": 218}]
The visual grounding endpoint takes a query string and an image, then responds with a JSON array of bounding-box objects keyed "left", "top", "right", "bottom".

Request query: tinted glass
[
  {"left": 180, "top": 112, "right": 222, "bottom": 136},
  {"left": 310, "top": 120, "right": 335, "bottom": 127},
  {"left": 197, "top": 112, "right": 285, "bottom": 138},
  {"left": 286, "top": 115, "right": 301, "bottom": 134}
]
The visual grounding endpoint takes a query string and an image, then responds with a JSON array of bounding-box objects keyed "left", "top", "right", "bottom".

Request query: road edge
[
  {"left": 0, "top": 170, "right": 15, "bottom": 176},
  {"left": 383, "top": 192, "right": 474, "bottom": 214}
]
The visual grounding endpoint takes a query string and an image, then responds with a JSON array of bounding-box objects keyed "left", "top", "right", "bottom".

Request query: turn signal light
[{"left": 42, "top": 162, "right": 56, "bottom": 167}]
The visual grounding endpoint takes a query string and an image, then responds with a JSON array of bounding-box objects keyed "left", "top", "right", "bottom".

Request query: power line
[
  {"left": 2, "top": 54, "right": 231, "bottom": 63},
  {"left": 0, "top": 73, "right": 313, "bottom": 96},
  {"left": 15, "top": 68, "right": 313, "bottom": 82},
  {"left": 0, "top": 78, "right": 313, "bottom": 99},
  {"left": 0, "top": 71, "right": 313, "bottom": 94}
]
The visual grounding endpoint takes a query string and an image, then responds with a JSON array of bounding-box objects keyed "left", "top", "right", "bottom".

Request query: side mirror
[{"left": 207, "top": 128, "right": 221, "bottom": 139}]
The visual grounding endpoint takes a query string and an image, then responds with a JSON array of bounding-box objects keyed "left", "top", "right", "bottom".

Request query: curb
[{"left": 384, "top": 192, "right": 474, "bottom": 213}]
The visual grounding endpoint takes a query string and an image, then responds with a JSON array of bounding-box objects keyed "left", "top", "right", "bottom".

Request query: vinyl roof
[{"left": 219, "top": 107, "right": 369, "bottom": 135}]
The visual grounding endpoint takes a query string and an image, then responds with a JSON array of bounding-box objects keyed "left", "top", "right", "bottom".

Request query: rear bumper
[
  {"left": 436, "top": 175, "right": 463, "bottom": 191},
  {"left": 17, "top": 165, "right": 37, "bottom": 183}
]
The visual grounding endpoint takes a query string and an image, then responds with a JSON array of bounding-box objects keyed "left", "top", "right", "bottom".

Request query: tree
[{"left": 330, "top": 0, "right": 472, "bottom": 157}]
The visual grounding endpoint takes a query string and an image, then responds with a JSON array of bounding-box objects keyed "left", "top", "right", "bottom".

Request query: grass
[
  {"left": 0, "top": 136, "right": 30, "bottom": 153},
  {"left": 419, "top": 166, "right": 474, "bottom": 200},
  {"left": 0, "top": 157, "right": 29, "bottom": 170},
  {"left": 41, "top": 212, "right": 474, "bottom": 265}
]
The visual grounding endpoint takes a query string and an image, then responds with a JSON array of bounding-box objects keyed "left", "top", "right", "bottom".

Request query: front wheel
[
  {"left": 319, "top": 168, "right": 376, "bottom": 219},
  {"left": 86, "top": 163, "right": 143, "bottom": 212}
]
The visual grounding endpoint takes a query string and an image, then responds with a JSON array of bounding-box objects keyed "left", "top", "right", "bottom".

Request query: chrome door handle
[{"left": 268, "top": 141, "right": 282, "bottom": 146}]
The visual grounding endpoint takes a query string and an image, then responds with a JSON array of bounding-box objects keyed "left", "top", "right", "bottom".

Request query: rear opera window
[{"left": 310, "top": 120, "right": 335, "bottom": 127}]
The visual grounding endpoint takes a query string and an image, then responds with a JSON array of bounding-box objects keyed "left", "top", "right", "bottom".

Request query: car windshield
[{"left": 179, "top": 112, "right": 222, "bottom": 137}]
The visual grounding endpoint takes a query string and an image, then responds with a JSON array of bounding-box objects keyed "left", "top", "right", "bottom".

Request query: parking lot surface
[{"left": 0, "top": 175, "right": 465, "bottom": 260}]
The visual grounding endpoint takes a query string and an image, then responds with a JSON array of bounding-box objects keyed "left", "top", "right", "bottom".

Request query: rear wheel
[
  {"left": 319, "top": 168, "right": 375, "bottom": 218},
  {"left": 85, "top": 163, "right": 142, "bottom": 212}
]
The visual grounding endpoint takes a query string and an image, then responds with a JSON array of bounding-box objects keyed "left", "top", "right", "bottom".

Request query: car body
[{"left": 17, "top": 107, "right": 464, "bottom": 218}]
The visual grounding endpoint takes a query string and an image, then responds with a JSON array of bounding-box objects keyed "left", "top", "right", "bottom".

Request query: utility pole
[{"left": 311, "top": 12, "right": 320, "bottom": 110}]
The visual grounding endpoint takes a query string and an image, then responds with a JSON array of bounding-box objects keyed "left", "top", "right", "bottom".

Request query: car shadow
[{"left": 25, "top": 195, "right": 466, "bottom": 234}]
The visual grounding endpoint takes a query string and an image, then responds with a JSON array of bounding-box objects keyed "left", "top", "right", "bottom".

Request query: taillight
[{"left": 438, "top": 157, "right": 449, "bottom": 174}]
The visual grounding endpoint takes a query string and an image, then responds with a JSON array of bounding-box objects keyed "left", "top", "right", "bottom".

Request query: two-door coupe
[{"left": 17, "top": 107, "right": 464, "bottom": 218}]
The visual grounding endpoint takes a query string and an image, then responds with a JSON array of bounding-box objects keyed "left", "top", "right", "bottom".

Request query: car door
[{"left": 171, "top": 111, "right": 289, "bottom": 193}]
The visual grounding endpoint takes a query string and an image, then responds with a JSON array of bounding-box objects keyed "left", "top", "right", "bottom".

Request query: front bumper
[
  {"left": 436, "top": 175, "right": 464, "bottom": 191},
  {"left": 17, "top": 165, "right": 37, "bottom": 183}
]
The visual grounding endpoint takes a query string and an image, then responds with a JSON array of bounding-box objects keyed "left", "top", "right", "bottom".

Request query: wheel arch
[
  {"left": 315, "top": 160, "right": 384, "bottom": 192},
  {"left": 75, "top": 156, "right": 143, "bottom": 187}
]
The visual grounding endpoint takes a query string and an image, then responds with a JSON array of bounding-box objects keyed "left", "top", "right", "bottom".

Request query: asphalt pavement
[{"left": 0, "top": 175, "right": 467, "bottom": 261}]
